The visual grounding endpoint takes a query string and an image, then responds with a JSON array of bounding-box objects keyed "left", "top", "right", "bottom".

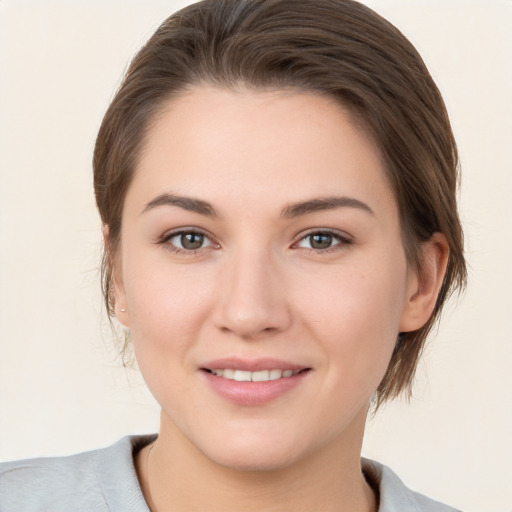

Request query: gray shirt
[{"left": 0, "top": 435, "right": 461, "bottom": 511}]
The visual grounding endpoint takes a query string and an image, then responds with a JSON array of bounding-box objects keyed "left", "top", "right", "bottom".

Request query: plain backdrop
[{"left": 0, "top": 1, "right": 511, "bottom": 511}]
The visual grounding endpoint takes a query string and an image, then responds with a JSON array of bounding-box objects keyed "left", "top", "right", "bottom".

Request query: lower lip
[{"left": 202, "top": 370, "right": 310, "bottom": 406}]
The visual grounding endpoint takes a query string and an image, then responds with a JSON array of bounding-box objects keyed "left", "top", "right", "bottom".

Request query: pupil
[
  {"left": 181, "top": 233, "right": 203, "bottom": 250},
  {"left": 310, "top": 233, "right": 332, "bottom": 249}
]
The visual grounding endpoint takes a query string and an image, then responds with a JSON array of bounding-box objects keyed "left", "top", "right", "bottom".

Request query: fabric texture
[{"left": 0, "top": 435, "right": 461, "bottom": 511}]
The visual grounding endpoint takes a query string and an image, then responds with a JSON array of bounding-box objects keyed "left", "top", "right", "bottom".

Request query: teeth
[
  {"left": 269, "top": 369, "right": 282, "bottom": 380},
  {"left": 210, "top": 368, "right": 300, "bottom": 381},
  {"left": 233, "top": 370, "right": 252, "bottom": 382},
  {"left": 251, "top": 370, "right": 270, "bottom": 382}
]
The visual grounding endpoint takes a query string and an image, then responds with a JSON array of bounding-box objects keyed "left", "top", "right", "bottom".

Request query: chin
[
  {"left": 207, "top": 446, "right": 303, "bottom": 473},
  {"left": 196, "top": 428, "right": 318, "bottom": 473}
]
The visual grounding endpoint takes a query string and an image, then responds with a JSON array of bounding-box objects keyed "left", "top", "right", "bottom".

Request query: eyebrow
[
  {"left": 281, "top": 196, "right": 374, "bottom": 218},
  {"left": 142, "top": 193, "right": 373, "bottom": 218},
  {"left": 142, "top": 193, "right": 218, "bottom": 217}
]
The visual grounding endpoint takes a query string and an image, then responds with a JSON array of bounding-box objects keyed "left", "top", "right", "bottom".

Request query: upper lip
[{"left": 200, "top": 358, "right": 310, "bottom": 372}]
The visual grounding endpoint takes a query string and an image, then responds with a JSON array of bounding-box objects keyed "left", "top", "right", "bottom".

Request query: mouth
[
  {"left": 202, "top": 368, "right": 310, "bottom": 382},
  {"left": 200, "top": 359, "right": 312, "bottom": 406}
]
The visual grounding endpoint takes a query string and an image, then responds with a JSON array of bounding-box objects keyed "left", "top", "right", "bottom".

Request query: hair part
[{"left": 93, "top": 0, "right": 467, "bottom": 407}]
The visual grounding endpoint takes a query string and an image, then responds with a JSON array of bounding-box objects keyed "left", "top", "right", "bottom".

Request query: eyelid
[
  {"left": 293, "top": 228, "right": 353, "bottom": 251},
  {"left": 159, "top": 226, "right": 210, "bottom": 241},
  {"left": 158, "top": 227, "right": 219, "bottom": 253},
  {"left": 156, "top": 226, "right": 352, "bottom": 254}
]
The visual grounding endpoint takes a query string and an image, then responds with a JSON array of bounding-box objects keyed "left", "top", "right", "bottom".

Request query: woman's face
[{"left": 115, "top": 87, "right": 424, "bottom": 470}]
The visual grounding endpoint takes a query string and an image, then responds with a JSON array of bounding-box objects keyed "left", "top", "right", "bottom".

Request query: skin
[{"left": 112, "top": 87, "right": 448, "bottom": 512}]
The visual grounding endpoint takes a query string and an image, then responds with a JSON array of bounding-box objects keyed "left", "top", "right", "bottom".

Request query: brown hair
[{"left": 93, "top": 0, "right": 466, "bottom": 407}]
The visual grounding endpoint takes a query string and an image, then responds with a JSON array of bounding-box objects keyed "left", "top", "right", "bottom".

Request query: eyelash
[
  {"left": 158, "top": 228, "right": 216, "bottom": 255},
  {"left": 294, "top": 229, "right": 353, "bottom": 254},
  {"left": 157, "top": 228, "right": 352, "bottom": 255}
]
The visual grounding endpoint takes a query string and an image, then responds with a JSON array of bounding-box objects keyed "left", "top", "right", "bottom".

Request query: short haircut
[{"left": 94, "top": 0, "right": 467, "bottom": 407}]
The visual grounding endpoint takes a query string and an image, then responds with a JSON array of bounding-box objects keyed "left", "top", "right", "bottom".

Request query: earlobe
[
  {"left": 399, "top": 233, "right": 449, "bottom": 332},
  {"left": 112, "top": 277, "right": 130, "bottom": 327},
  {"left": 103, "top": 224, "right": 130, "bottom": 327}
]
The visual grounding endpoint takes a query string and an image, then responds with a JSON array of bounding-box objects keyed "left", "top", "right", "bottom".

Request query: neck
[{"left": 136, "top": 414, "right": 376, "bottom": 512}]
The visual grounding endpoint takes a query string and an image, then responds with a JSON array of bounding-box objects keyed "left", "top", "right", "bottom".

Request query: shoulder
[
  {"left": 362, "top": 458, "right": 462, "bottom": 512},
  {"left": 0, "top": 435, "right": 155, "bottom": 512}
]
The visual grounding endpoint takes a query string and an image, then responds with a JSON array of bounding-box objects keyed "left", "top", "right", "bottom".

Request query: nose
[{"left": 213, "top": 248, "right": 292, "bottom": 340}]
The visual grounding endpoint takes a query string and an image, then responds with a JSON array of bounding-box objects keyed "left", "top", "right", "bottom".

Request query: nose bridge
[{"left": 214, "top": 243, "right": 291, "bottom": 338}]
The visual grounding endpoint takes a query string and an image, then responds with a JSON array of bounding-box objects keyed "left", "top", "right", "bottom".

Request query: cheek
[
  {"left": 122, "top": 257, "right": 216, "bottom": 361},
  {"left": 294, "top": 255, "right": 407, "bottom": 381},
  {"left": 123, "top": 265, "right": 219, "bottom": 412}
]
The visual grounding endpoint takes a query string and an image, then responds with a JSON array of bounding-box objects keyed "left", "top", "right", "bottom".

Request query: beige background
[{"left": 0, "top": 1, "right": 510, "bottom": 510}]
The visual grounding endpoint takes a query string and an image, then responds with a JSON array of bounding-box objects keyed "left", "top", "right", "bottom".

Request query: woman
[{"left": 0, "top": 0, "right": 467, "bottom": 510}]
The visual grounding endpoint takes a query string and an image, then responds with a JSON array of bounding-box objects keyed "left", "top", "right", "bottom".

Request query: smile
[
  {"left": 207, "top": 369, "right": 301, "bottom": 381},
  {"left": 201, "top": 361, "right": 311, "bottom": 406}
]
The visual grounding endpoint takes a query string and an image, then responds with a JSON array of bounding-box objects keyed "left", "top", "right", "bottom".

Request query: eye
[
  {"left": 295, "top": 231, "right": 351, "bottom": 252},
  {"left": 164, "top": 230, "right": 215, "bottom": 252}
]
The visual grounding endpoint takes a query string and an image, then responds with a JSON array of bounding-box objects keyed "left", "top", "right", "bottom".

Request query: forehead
[{"left": 127, "top": 86, "right": 396, "bottom": 219}]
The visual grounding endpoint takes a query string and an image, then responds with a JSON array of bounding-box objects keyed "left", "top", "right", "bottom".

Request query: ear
[
  {"left": 103, "top": 225, "right": 130, "bottom": 327},
  {"left": 399, "top": 233, "right": 449, "bottom": 332}
]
